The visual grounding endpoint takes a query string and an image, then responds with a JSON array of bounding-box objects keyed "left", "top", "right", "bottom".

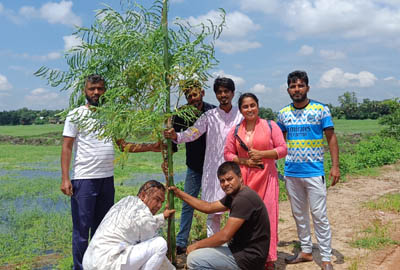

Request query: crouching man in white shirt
[{"left": 83, "top": 180, "right": 176, "bottom": 270}]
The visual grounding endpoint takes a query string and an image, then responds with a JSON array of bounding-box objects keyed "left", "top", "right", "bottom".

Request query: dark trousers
[{"left": 71, "top": 176, "right": 115, "bottom": 270}]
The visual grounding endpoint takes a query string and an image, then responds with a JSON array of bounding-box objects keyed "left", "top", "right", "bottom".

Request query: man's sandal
[{"left": 284, "top": 253, "right": 313, "bottom": 264}]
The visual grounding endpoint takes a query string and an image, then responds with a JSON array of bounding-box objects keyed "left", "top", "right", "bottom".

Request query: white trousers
[
  {"left": 285, "top": 176, "right": 332, "bottom": 262},
  {"left": 121, "top": 237, "right": 175, "bottom": 270},
  {"left": 206, "top": 213, "right": 222, "bottom": 237}
]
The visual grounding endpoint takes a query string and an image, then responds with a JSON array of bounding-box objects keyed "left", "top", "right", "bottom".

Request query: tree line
[
  {"left": 328, "top": 91, "right": 399, "bottom": 120},
  {"left": 0, "top": 108, "right": 63, "bottom": 125}
]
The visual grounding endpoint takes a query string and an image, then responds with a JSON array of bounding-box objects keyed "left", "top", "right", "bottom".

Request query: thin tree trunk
[{"left": 162, "top": 0, "right": 176, "bottom": 263}]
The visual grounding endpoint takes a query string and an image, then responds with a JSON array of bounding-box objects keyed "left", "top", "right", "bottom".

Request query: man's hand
[
  {"left": 329, "top": 166, "right": 340, "bottom": 186},
  {"left": 168, "top": 186, "right": 182, "bottom": 199},
  {"left": 186, "top": 242, "right": 199, "bottom": 254},
  {"left": 163, "top": 206, "right": 175, "bottom": 219},
  {"left": 163, "top": 128, "right": 177, "bottom": 141},
  {"left": 60, "top": 178, "right": 73, "bottom": 196}
]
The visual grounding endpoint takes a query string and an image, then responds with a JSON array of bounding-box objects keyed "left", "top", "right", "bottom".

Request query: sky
[{"left": 0, "top": 0, "right": 399, "bottom": 112}]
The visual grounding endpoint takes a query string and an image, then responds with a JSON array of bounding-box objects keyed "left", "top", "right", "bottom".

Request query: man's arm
[
  {"left": 61, "top": 136, "right": 75, "bottom": 196},
  {"left": 169, "top": 186, "right": 228, "bottom": 214},
  {"left": 116, "top": 139, "right": 162, "bottom": 152},
  {"left": 324, "top": 128, "right": 340, "bottom": 186},
  {"left": 187, "top": 216, "right": 245, "bottom": 254}
]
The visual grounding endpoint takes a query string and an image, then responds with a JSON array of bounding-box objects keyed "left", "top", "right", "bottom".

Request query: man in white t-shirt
[
  {"left": 61, "top": 74, "right": 115, "bottom": 270},
  {"left": 61, "top": 74, "right": 162, "bottom": 270}
]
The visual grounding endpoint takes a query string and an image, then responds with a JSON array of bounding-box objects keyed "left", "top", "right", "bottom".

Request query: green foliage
[
  {"left": 35, "top": 0, "right": 225, "bottom": 142},
  {"left": 337, "top": 135, "right": 400, "bottom": 177},
  {"left": 335, "top": 92, "right": 394, "bottom": 120},
  {"left": 379, "top": 107, "right": 400, "bottom": 140},
  {"left": 258, "top": 107, "right": 276, "bottom": 120},
  {"left": 0, "top": 108, "right": 62, "bottom": 125}
]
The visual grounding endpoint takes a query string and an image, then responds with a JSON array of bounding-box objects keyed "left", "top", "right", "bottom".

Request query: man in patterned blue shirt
[{"left": 277, "top": 70, "right": 340, "bottom": 270}]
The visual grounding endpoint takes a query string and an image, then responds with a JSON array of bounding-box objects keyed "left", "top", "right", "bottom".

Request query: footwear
[
  {"left": 176, "top": 246, "right": 187, "bottom": 255},
  {"left": 321, "top": 262, "right": 334, "bottom": 270},
  {"left": 285, "top": 252, "right": 313, "bottom": 264},
  {"left": 265, "top": 261, "right": 276, "bottom": 270}
]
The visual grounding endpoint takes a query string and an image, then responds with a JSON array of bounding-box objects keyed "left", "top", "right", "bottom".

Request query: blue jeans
[
  {"left": 176, "top": 167, "right": 202, "bottom": 248},
  {"left": 187, "top": 246, "right": 240, "bottom": 270},
  {"left": 71, "top": 176, "right": 115, "bottom": 270}
]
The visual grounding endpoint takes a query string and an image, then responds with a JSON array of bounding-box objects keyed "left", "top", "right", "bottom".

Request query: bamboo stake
[{"left": 162, "top": 0, "right": 176, "bottom": 263}]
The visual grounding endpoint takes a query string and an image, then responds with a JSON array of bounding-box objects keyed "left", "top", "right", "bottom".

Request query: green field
[
  {"left": 0, "top": 124, "right": 63, "bottom": 136},
  {"left": 0, "top": 120, "right": 393, "bottom": 269},
  {"left": 333, "top": 119, "right": 383, "bottom": 134}
]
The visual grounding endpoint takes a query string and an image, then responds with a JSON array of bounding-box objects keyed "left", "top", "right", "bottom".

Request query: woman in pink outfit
[{"left": 224, "top": 93, "right": 287, "bottom": 270}]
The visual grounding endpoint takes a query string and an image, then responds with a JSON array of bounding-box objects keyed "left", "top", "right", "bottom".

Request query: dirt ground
[{"left": 177, "top": 162, "right": 400, "bottom": 270}]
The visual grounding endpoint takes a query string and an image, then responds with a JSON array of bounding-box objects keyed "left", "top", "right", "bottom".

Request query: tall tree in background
[{"left": 35, "top": 0, "right": 225, "bottom": 262}]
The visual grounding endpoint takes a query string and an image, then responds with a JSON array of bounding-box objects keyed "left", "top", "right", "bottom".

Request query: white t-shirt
[{"left": 63, "top": 106, "right": 114, "bottom": 179}]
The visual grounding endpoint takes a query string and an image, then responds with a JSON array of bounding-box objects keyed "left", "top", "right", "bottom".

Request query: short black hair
[
  {"left": 213, "top": 77, "right": 235, "bottom": 93},
  {"left": 180, "top": 79, "right": 202, "bottom": 94},
  {"left": 287, "top": 70, "right": 309, "bottom": 86},
  {"left": 238, "top": 92, "right": 259, "bottom": 109},
  {"left": 137, "top": 180, "right": 166, "bottom": 196},
  {"left": 217, "top": 161, "right": 242, "bottom": 178},
  {"left": 85, "top": 74, "right": 105, "bottom": 85}
]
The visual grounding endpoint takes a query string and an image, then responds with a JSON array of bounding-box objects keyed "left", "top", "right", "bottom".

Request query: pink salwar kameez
[{"left": 224, "top": 117, "right": 287, "bottom": 262}]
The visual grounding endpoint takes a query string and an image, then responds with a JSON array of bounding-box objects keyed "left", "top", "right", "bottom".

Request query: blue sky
[{"left": 0, "top": 0, "right": 399, "bottom": 111}]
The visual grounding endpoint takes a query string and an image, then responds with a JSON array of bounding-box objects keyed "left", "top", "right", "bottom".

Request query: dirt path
[{"left": 276, "top": 162, "right": 400, "bottom": 270}]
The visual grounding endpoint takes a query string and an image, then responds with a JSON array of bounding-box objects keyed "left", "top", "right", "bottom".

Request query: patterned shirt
[{"left": 277, "top": 100, "right": 334, "bottom": 177}]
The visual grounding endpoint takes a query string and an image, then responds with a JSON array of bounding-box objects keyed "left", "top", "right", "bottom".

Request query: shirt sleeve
[
  {"left": 270, "top": 121, "right": 287, "bottom": 159},
  {"left": 321, "top": 105, "right": 334, "bottom": 129},
  {"left": 229, "top": 194, "right": 253, "bottom": 221},
  {"left": 224, "top": 126, "right": 238, "bottom": 162},
  {"left": 176, "top": 112, "right": 208, "bottom": 144},
  {"left": 62, "top": 110, "right": 78, "bottom": 138},
  {"left": 276, "top": 112, "right": 286, "bottom": 132}
]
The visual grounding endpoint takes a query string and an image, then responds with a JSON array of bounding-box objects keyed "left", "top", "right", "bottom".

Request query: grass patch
[
  {"left": 351, "top": 219, "right": 399, "bottom": 250},
  {"left": 365, "top": 193, "right": 400, "bottom": 213},
  {"left": 0, "top": 124, "right": 63, "bottom": 136},
  {"left": 333, "top": 119, "right": 384, "bottom": 135}
]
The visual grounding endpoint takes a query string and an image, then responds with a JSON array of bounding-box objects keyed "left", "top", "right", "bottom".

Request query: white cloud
[
  {"left": 298, "top": 45, "right": 314, "bottom": 55},
  {"left": 0, "top": 74, "right": 12, "bottom": 90},
  {"left": 185, "top": 10, "right": 261, "bottom": 54},
  {"left": 284, "top": 0, "right": 400, "bottom": 40},
  {"left": 250, "top": 83, "right": 272, "bottom": 94},
  {"left": 63, "top": 35, "right": 82, "bottom": 51},
  {"left": 383, "top": 76, "right": 400, "bottom": 85},
  {"left": 25, "top": 88, "right": 67, "bottom": 109},
  {"left": 319, "top": 49, "right": 346, "bottom": 60},
  {"left": 212, "top": 70, "right": 245, "bottom": 87},
  {"left": 0, "top": 3, "right": 3, "bottom": 13},
  {"left": 239, "top": 0, "right": 280, "bottom": 14},
  {"left": 319, "top": 68, "right": 377, "bottom": 88},
  {"left": 215, "top": 40, "right": 261, "bottom": 54},
  {"left": 19, "top": 1, "right": 82, "bottom": 27}
]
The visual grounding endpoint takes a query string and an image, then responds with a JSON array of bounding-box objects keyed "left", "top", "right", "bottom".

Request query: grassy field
[
  {"left": 0, "top": 120, "right": 389, "bottom": 269},
  {"left": 0, "top": 139, "right": 188, "bottom": 269},
  {"left": 333, "top": 119, "right": 383, "bottom": 134},
  {"left": 0, "top": 124, "right": 64, "bottom": 136}
]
